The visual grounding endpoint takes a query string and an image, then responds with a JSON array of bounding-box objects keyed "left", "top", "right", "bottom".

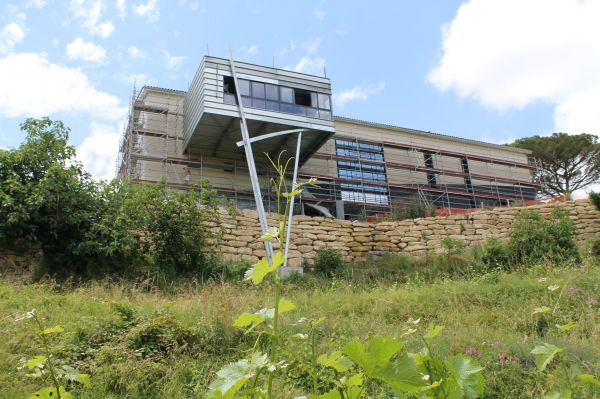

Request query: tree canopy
[
  {"left": 512, "top": 133, "right": 600, "bottom": 197},
  {"left": 0, "top": 117, "right": 219, "bottom": 280}
]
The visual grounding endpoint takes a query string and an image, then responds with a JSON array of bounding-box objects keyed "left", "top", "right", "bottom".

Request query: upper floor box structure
[{"left": 183, "top": 56, "right": 335, "bottom": 165}]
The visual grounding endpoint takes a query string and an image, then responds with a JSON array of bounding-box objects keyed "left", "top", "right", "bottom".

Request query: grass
[{"left": 0, "top": 263, "right": 599, "bottom": 398}]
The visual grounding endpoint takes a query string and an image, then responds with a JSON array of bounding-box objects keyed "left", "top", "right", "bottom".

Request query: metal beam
[
  {"left": 283, "top": 132, "right": 302, "bottom": 271},
  {"left": 228, "top": 52, "right": 274, "bottom": 261},
  {"left": 235, "top": 128, "right": 307, "bottom": 147}
]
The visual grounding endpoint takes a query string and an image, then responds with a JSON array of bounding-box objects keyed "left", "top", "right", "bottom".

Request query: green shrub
[
  {"left": 222, "top": 260, "right": 252, "bottom": 281},
  {"left": 314, "top": 248, "right": 343, "bottom": 277},
  {"left": 441, "top": 237, "right": 466, "bottom": 254},
  {"left": 388, "top": 199, "right": 436, "bottom": 221},
  {"left": 481, "top": 236, "right": 511, "bottom": 270},
  {"left": 589, "top": 191, "right": 600, "bottom": 211},
  {"left": 582, "top": 234, "right": 600, "bottom": 262},
  {"left": 507, "top": 206, "right": 579, "bottom": 266}
]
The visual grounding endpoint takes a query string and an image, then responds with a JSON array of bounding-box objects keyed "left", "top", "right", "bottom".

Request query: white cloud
[
  {"left": 428, "top": 0, "right": 600, "bottom": 135},
  {"left": 116, "top": 0, "right": 127, "bottom": 19},
  {"left": 127, "top": 45, "right": 146, "bottom": 60},
  {"left": 132, "top": 0, "right": 159, "bottom": 22},
  {"left": 70, "top": 0, "right": 114, "bottom": 38},
  {"left": 0, "top": 52, "right": 126, "bottom": 120},
  {"left": 163, "top": 50, "right": 186, "bottom": 69},
  {"left": 65, "top": 37, "right": 106, "bottom": 63},
  {"left": 313, "top": 8, "right": 325, "bottom": 20},
  {"left": 333, "top": 81, "right": 386, "bottom": 108},
  {"left": 77, "top": 121, "right": 121, "bottom": 180},
  {"left": 293, "top": 56, "right": 326, "bottom": 75},
  {"left": 0, "top": 23, "right": 25, "bottom": 54}
]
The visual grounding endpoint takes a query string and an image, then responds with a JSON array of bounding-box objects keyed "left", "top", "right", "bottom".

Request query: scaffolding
[{"left": 116, "top": 87, "right": 544, "bottom": 221}]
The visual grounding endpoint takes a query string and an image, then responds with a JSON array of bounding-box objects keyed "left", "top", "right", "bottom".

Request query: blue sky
[{"left": 1, "top": 0, "right": 598, "bottom": 181}]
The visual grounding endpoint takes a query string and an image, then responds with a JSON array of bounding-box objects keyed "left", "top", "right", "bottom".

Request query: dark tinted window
[
  {"left": 280, "top": 87, "right": 294, "bottom": 103},
  {"left": 318, "top": 93, "right": 331, "bottom": 110},
  {"left": 295, "top": 89, "right": 312, "bottom": 106},
  {"left": 265, "top": 84, "right": 278, "bottom": 100},
  {"left": 238, "top": 79, "right": 250, "bottom": 96},
  {"left": 251, "top": 82, "right": 265, "bottom": 98}
]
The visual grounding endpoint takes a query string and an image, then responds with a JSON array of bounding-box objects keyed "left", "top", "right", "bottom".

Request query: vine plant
[
  {"left": 17, "top": 310, "right": 90, "bottom": 399},
  {"left": 531, "top": 282, "right": 600, "bottom": 398},
  {"left": 207, "top": 153, "right": 485, "bottom": 399}
]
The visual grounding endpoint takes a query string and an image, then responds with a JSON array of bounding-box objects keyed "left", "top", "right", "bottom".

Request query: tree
[
  {"left": 0, "top": 117, "right": 102, "bottom": 275},
  {"left": 512, "top": 133, "right": 600, "bottom": 198}
]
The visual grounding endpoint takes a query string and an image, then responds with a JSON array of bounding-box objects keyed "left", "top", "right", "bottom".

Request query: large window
[
  {"left": 223, "top": 76, "right": 332, "bottom": 120},
  {"left": 336, "top": 139, "right": 389, "bottom": 205}
]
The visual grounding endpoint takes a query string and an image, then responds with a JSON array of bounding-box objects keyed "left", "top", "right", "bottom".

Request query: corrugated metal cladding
[{"left": 183, "top": 55, "right": 334, "bottom": 150}]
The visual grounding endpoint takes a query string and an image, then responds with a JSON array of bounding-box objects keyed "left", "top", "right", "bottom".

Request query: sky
[{"left": 1, "top": 0, "right": 599, "bottom": 190}]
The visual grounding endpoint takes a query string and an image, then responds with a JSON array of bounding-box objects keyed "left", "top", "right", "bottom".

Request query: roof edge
[{"left": 333, "top": 116, "right": 532, "bottom": 155}]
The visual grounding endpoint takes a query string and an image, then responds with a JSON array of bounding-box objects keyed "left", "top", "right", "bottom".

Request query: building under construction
[{"left": 116, "top": 56, "right": 540, "bottom": 219}]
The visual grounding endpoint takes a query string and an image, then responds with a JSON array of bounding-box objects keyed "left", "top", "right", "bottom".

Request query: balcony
[{"left": 183, "top": 56, "right": 335, "bottom": 165}]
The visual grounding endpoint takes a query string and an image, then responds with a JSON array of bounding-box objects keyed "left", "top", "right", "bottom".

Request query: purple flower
[{"left": 466, "top": 347, "right": 477, "bottom": 355}]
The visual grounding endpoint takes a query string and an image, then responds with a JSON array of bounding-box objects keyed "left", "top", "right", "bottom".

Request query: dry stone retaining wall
[
  {"left": 218, "top": 200, "right": 600, "bottom": 268},
  {"left": 2, "top": 200, "right": 598, "bottom": 277}
]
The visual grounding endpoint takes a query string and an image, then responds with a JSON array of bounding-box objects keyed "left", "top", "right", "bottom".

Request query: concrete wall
[{"left": 217, "top": 200, "right": 600, "bottom": 268}]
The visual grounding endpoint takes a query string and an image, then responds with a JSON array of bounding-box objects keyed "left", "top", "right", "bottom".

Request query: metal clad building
[{"left": 117, "top": 56, "right": 539, "bottom": 219}]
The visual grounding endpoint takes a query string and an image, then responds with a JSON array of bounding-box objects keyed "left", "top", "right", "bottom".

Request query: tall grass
[{"left": 1, "top": 264, "right": 598, "bottom": 398}]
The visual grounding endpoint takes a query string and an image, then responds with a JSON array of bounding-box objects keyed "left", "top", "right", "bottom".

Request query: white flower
[
  {"left": 548, "top": 285, "right": 560, "bottom": 291},
  {"left": 15, "top": 309, "right": 36, "bottom": 322},
  {"left": 538, "top": 277, "right": 548, "bottom": 282}
]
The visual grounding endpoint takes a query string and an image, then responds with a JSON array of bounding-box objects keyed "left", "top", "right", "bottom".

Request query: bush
[
  {"left": 589, "top": 191, "right": 600, "bottom": 211},
  {"left": 0, "top": 118, "right": 220, "bottom": 281},
  {"left": 481, "top": 236, "right": 511, "bottom": 270},
  {"left": 582, "top": 235, "right": 600, "bottom": 261},
  {"left": 441, "top": 237, "right": 466, "bottom": 254},
  {"left": 507, "top": 206, "right": 579, "bottom": 266},
  {"left": 388, "top": 199, "right": 436, "bottom": 221},
  {"left": 314, "top": 248, "right": 343, "bottom": 277}
]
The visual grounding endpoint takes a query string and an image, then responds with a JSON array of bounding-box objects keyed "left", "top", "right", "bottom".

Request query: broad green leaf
[
  {"left": 555, "top": 322, "right": 576, "bottom": 333},
  {"left": 278, "top": 298, "right": 297, "bottom": 314},
  {"left": 42, "top": 326, "right": 64, "bottom": 334},
  {"left": 347, "top": 372, "right": 363, "bottom": 387},
  {"left": 578, "top": 374, "right": 600, "bottom": 387},
  {"left": 424, "top": 324, "right": 444, "bottom": 339},
  {"left": 248, "top": 252, "right": 286, "bottom": 285},
  {"left": 444, "top": 355, "right": 485, "bottom": 399},
  {"left": 77, "top": 373, "right": 91, "bottom": 387},
  {"left": 531, "top": 343, "right": 563, "bottom": 371},
  {"left": 318, "top": 351, "right": 354, "bottom": 372},
  {"left": 533, "top": 306, "right": 552, "bottom": 315},
  {"left": 207, "top": 353, "right": 268, "bottom": 399},
  {"left": 27, "top": 386, "right": 73, "bottom": 399},
  {"left": 61, "top": 365, "right": 90, "bottom": 387},
  {"left": 344, "top": 337, "right": 403, "bottom": 375},
  {"left": 26, "top": 355, "right": 46, "bottom": 369},
  {"left": 374, "top": 353, "right": 428, "bottom": 395},
  {"left": 233, "top": 313, "right": 265, "bottom": 329},
  {"left": 317, "top": 388, "right": 341, "bottom": 399}
]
